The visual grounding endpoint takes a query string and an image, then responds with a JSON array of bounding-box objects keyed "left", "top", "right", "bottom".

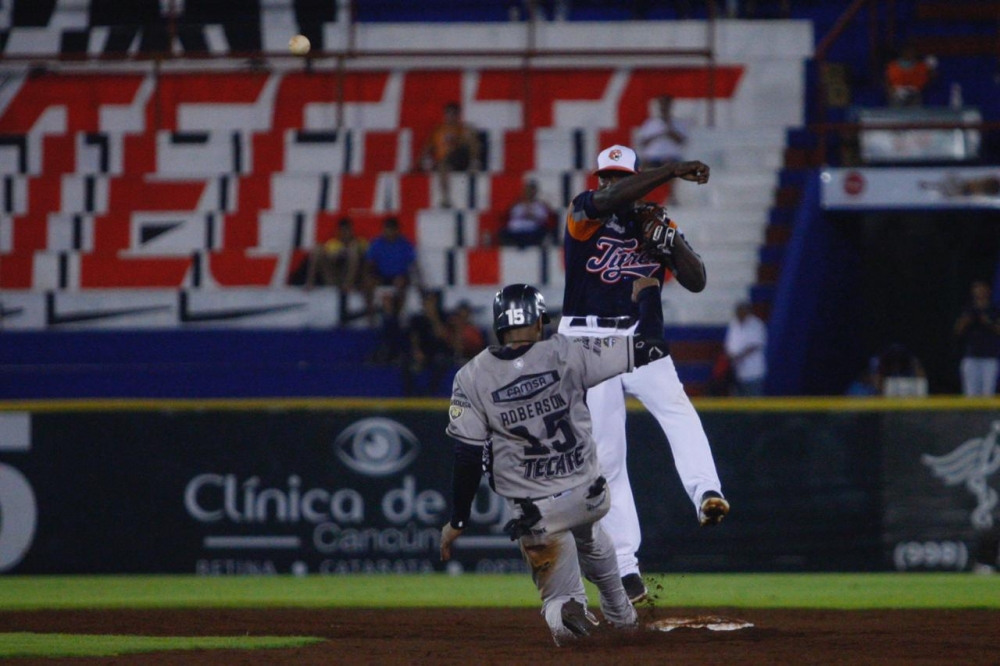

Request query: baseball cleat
[
  {"left": 699, "top": 491, "right": 730, "bottom": 526},
  {"left": 621, "top": 573, "right": 648, "bottom": 604},
  {"left": 560, "top": 599, "right": 599, "bottom": 639}
]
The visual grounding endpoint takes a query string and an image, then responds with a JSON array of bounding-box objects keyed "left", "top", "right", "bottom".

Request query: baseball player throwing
[
  {"left": 440, "top": 280, "right": 668, "bottom": 645},
  {"left": 560, "top": 144, "right": 729, "bottom": 603}
]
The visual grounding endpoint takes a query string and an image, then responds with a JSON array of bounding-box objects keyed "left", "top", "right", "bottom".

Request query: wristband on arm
[{"left": 632, "top": 336, "right": 670, "bottom": 368}]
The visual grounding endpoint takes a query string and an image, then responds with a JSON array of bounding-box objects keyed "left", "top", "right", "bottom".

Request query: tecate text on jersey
[{"left": 519, "top": 445, "right": 586, "bottom": 480}]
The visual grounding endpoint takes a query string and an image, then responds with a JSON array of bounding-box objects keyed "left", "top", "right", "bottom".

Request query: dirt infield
[{"left": 2, "top": 607, "right": 997, "bottom": 665}]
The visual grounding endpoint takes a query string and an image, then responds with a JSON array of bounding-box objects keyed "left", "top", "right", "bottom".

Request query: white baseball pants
[{"left": 559, "top": 318, "right": 723, "bottom": 576}]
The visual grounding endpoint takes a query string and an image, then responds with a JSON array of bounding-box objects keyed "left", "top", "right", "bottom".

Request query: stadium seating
[{"left": 0, "top": 7, "right": 820, "bottom": 396}]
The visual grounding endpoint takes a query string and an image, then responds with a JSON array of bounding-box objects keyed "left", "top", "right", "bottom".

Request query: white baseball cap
[{"left": 594, "top": 144, "right": 638, "bottom": 175}]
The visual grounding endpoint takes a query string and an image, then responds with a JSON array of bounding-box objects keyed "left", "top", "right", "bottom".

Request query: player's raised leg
[{"left": 625, "top": 356, "right": 724, "bottom": 519}]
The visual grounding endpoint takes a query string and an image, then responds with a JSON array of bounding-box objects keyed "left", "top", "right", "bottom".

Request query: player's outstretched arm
[
  {"left": 592, "top": 160, "right": 710, "bottom": 213},
  {"left": 671, "top": 160, "right": 709, "bottom": 182},
  {"left": 441, "top": 440, "right": 482, "bottom": 561}
]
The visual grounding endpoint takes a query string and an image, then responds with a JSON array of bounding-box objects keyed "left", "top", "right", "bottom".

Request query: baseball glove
[{"left": 634, "top": 202, "right": 677, "bottom": 257}]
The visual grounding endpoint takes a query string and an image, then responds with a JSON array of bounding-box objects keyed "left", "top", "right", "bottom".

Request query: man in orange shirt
[
  {"left": 886, "top": 45, "right": 937, "bottom": 107},
  {"left": 420, "top": 102, "right": 482, "bottom": 208}
]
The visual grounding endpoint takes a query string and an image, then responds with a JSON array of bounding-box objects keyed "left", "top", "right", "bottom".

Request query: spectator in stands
[
  {"left": 845, "top": 359, "right": 881, "bottom": 397},
  {"left": 723, "top": 302, "right": 768, "bottom": 396},
  {"left": 304, "top": 217, "right": 367, "bottom": 291},
  {"left": 874, "top": 343, "right": 928, "bottom": 396},
  {"left": 401, "top": 294, "right": 486, "bottom": 396},
  {"left": 420, "top": 102, "right": 482, "bottom": 208},
  {"left": 953, "top": 280, "right": 1000, "bottom": 396},
  {"left": 369, "top": 289, "right": 407, "bottom": 365},
  {"left": 635, "top": 95, "right": 690, "bottom": 205},
  {"left": 706, "top": 351, "right": 736, "bottom": 397},
  {"left": 498, "top": 180, "right": 558, "bottom": 248},
  {"left": 847, "top": 352, "right": 933, "bottom": 397},
  {"left": 885, "top": 44, "right": 937, "bottom": 107},
  {"left": 363, "top": 216, "right": 422, "bottom": 324},
  {"left": 448, "top": 300, "right": 486, "bottom": 363},
  {"left": 402, "top": 289, "right": 454, "bottom": 395},
  {"left": 636, "top": 95, "right": 689, "bottom": 170}
]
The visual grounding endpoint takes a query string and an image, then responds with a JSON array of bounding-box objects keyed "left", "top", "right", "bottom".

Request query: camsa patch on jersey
[{"left": 491, "top": 371, "right": 559, "bottom": 403}]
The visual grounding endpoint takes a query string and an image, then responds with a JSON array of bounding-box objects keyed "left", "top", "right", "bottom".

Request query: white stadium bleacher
[{"left": 0, "top": 18, "right": 812, "bottom": 331}]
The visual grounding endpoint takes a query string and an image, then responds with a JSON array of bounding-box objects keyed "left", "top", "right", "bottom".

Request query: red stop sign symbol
[{"left": 843, "top": 171, "right": 865, "bottom": 196}]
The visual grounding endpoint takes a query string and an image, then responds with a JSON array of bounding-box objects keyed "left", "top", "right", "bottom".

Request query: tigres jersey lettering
[{"left": 562, "top": 191, "right": 666, "bottom": 318}]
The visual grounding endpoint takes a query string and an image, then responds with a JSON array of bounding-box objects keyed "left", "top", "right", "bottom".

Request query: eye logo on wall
[
  {"left": 922, "top": 421, "right": 1000, "bottom": 529},
  {"left": 0, "top": 414, "right": 36, "bottom": 573},
  {"left": 333, "top": 418, "right": 420, "bottom": 477}
]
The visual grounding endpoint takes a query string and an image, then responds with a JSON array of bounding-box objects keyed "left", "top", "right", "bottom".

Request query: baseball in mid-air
[{"left": 289, "top": 34, "right": 311, "bottom": 55}]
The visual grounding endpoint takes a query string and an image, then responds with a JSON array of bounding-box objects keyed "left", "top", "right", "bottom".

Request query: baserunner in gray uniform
[{"left": 440, "top": 279, "right": 670, "bottom": 646}]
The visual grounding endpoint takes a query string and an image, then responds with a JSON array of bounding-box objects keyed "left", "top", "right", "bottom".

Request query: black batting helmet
[{"left": 493, "top": 283, "right": 551, "bottom": 340}]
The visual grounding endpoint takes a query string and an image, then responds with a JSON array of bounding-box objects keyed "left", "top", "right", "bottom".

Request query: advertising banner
[
  {"left": 881, "top": 412, "right": 1000, "bottom": 572},
  {"left": 628, "top": 409, "right": 883, "bottom": 572},
  {"left": 0, "top": 408, "right": 523, "bottom": 576},
  {"left": 0, "top": 404, "right": 894, "bottom": 575},
  {"left": 855, "top": 107, "right": 981, "bottom": 164},
  {"left": 3, "top": 404, "right": 997, "bottom": 575},
  {"left": 821, "top": 167, "right": 1000, "bottom": 210}
]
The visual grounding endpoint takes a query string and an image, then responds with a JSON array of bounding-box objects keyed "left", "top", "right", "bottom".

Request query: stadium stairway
[{"left": 747, "top": 126, "right": 818, "bottom": 326}]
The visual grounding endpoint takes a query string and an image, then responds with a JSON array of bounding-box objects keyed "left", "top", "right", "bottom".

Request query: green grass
[
  {"left": 1, "top": 574, "right": 996, "bottom": 659},
  {"left": 645, "top": 573, "right": 1000, "bottom": 608},
  {"left": 0, "top": 573, "right": 997, "bottom": 611},
  {"left": 0, "top": 633, "right": 322, "bottom": 658}
]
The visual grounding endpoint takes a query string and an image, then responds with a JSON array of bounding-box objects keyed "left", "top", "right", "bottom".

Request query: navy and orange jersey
[{"left": 562, "top": 190, "right": 668, "bottom": 318}]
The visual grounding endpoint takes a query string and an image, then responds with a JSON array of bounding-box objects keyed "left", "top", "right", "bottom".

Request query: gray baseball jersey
[{"left": 446, "top": 333, "right": 635, "bottom": 500}]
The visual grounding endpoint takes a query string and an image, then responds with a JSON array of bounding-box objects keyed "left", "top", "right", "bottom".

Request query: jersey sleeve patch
[
  {"left": 449, "top": 386, "right": 473, "bottom": 420},
  {"left": 446, "top": 379, "right": 488, "bottom": 442}
]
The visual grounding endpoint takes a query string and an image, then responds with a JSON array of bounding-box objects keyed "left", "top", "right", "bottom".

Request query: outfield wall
[{"left": 0, "top": 398, "right": 997, "bottom": 575}]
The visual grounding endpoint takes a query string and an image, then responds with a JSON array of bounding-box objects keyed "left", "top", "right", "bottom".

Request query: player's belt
[{"left": 567, "top": 316, "right": 636, "bottom": 329}]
